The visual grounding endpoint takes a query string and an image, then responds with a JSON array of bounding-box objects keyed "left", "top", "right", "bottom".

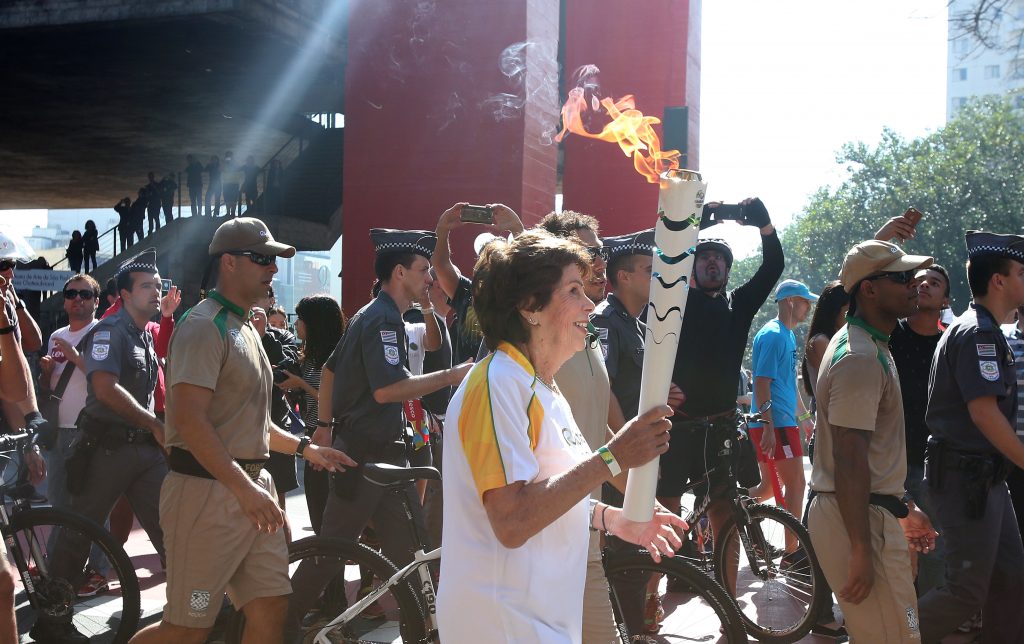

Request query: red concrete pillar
[
  {"left": 340, "top": 0, "right": 560, "bottom": 314},
  {"left": 561, "top": 0, "right": 701, "bottom": 235}
]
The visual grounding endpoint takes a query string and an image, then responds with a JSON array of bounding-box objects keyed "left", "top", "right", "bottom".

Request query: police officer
[
  {"left": 286, "top": 229, "right": 473, "bottom": 639},
  {"left": 918, "top": 230, "right": 1024, "bottom": 643},
  {"left": 130, "top": 219, "right": 351, "bottom": 644},
  {"left": 44, "top": 249, "right": 167, "bottom": 642},
  {"left": 592, "top": 228, "right": 656, "bottom": 635}
]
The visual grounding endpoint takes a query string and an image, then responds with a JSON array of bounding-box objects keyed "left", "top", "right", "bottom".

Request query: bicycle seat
[{"left": 363, "top": 463, "right": 440, "bottom": 487}]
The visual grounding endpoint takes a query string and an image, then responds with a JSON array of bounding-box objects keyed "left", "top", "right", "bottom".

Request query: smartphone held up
[{"left": 460, "top": 205, "right": 494, "bottom": 225}]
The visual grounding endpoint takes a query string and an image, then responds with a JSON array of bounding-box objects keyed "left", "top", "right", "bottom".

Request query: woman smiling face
[{"left": 524, "top": 262, "right": 595, "bottom": 363}]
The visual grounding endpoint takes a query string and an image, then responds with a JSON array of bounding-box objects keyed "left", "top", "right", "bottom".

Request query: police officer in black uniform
[
  {"left": 42, "top": 249, "right": 167, "bottom": 642},
  {"left": 591, "top": 228, "right": 655, "bottom": 634},
  {"left": 285, "top": 229, "right": 473, "bottom": 639},
  {"left": 919, "top": 230, "right": 1024, "bottom": 643}
]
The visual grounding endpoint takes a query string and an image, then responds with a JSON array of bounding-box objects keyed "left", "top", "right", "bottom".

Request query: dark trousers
[
  {"left": 303, "top": 462, "right": 329, "bottom": 535},
  {"left": 147, "top": 208, "right": 161, "bottom": 233},
  {"left": 50, "top": 440, "right": 168, "bottom": 582},
  {"left": 131, "top": 219, "right": 144, "bottom": 247},
  {"left": 83, "top": 250, "right": 97, "bottom": 273},
  {"left": 205, "top": 182, "right": 222, "bottom": 217},
  {"left": 162, "top": 203, "right": 173, "bottom": 225},
  {"left": 188, "top": 184, "right": 202, "bottom": 217},
  {"left": 918, "top": 468, "right": 1024, "bottom": 643},
  {"left": 287, "top": 468, "right": 428, "bottom": 632}
]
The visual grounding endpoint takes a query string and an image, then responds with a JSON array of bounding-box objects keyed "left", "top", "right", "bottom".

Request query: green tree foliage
[{"left": 727, "top": 97, "right": 1024, "bottom": 368}]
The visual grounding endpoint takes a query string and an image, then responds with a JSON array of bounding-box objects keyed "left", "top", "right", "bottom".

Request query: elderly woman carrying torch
[{"left": 435, "top": 230, "right": 685, "bottom": 644}]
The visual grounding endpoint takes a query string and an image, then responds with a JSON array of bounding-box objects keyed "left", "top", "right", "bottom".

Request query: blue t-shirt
[{"left": 750, "top": 318, "right": 798, "bottom": 428}]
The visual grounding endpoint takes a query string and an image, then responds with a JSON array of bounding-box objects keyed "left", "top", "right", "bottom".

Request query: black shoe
[
  {"left": 810, "top": 622, "right": 848, "bottom": 640},
  {"left": 29, "top": 619, "right": 89, "bottom": 643}
]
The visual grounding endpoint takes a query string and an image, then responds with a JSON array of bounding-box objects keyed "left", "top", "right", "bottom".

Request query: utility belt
[
  {"left": 77, "top": 413, "right": 159, "bottom": 449},
  {"left": 926, "top": 437, "right": 1010, "bottom": 520},
  {"left": 168, "top": 447, "right": 266, "bottom": 482},
  {"left": 674, "top": 410, "right": 738, "bottom": 434},
  {"left": 331, "top": 428, "right": 412, "bottom": 501},
  {"left": 815, "top": 492, "right": 909, "bottom": 519}
]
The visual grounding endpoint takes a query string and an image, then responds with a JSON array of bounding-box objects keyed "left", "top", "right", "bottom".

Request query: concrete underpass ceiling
[{"left": 0, "top": 11, "right": 345, "bottom": 210}]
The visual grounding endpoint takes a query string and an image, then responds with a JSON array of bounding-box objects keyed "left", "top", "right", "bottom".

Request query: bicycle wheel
[
  {"left": 604, "top": 550, "right": 747, "bottom": 643},
  {"left": 713, "top": 503, "right": 825, "bottom": 642},
  {"left": 225, "top": 536, "right": 427, "bottom": 644},
  {"left": 7, "top": 507, "right": 141, "bottom": 644}
]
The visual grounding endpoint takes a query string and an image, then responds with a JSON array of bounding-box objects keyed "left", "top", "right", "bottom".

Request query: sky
[
  {"left": 698, "top": 0, "right": 948, "bottom": 257},
  {"left": 2, "top": 1, "right": 951, "bottom": 260}
]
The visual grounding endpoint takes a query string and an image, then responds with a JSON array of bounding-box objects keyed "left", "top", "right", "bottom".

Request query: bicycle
[
  {"left": 0, "top": 428, "right": 141, "bottom": 643},
  {"left": 665, "top": 408, "right": 827, "bottom": 643},
  {"left": 226, "top": 462, "right": 747, "bottom": 643}
]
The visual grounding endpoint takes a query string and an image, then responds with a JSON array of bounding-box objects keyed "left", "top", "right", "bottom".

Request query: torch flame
[{"left": 555, "top": 87, "right": 681, "bottom": 183}]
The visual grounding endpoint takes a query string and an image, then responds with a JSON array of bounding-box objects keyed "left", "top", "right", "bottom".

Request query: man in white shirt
[{"left": 39, "top": 274, "right": 101, "bottom": 509}]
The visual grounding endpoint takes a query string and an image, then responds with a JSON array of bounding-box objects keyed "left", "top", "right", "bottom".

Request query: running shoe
[{"left": 76, "top": 570, "right": 109, "bottom": 598}]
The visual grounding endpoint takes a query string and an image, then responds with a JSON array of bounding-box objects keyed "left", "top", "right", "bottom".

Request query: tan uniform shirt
[
  {"left": 810, "top": 317, "right": 907, "bottom": 497},
  {"left": 557, "top": 341, "right": 610, "bottom": 499},
  {"left": 164, "top": 293, "right": 273, "bottom": 459}
]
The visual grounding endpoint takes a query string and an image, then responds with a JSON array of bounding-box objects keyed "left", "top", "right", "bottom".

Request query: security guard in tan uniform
[
  {"left": 918, "top": 231, "right": 1024, "bottom": 643},
  {"left": 808, "top": 240, "right": 938, "bottom": 643},
  {"left": 129, "top": 218, "right": 353, "bottom": 644}
]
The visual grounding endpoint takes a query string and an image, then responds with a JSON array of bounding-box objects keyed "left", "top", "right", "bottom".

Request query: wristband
[
  {"left": 0, "top": 325, "right": 15, "bottom": 336},
  {"left": 600, "top": 504, "right": 609, "bottom": 533},
  {"left": 588, "top": 497, "right": 599, "bottom": 531},
  {"left": 798, "top": 411, "right": 812, "bottom": 422},
  {"left": 315, "top": 420, "right": 333, "bottom": 428},
  {"left": 597, "top": 446, "right": 622, "bottom": 477},
  {"left": 295, "top": 436, "right": 311, "bottom": 457}
]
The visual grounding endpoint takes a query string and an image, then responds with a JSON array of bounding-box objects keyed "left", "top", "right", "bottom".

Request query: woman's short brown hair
[{"left": 472, "top": 229, "right": 590, "bottom": 351}]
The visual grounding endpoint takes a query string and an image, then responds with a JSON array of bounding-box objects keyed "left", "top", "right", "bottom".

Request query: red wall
[
  {"left": 561, "top": 0, "right": 701, "bottom": 236},
  {"left": 340, "top": 0, "right": 560, "bottom": 314}
]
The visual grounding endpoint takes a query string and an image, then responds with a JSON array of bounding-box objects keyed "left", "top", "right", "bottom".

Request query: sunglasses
[
  {"left": 229, "top": 251, "right": 276, "bottom": 266},
  {"left": 865, "top": 269, "right": 916, "bottom": 285},
  {"left": 584, "top": 246, "right": 609, "bottom": 263},
  {"left": 0, "top": 260, "right": 16, "bottom": 271},
  {"left": 63, "top": 289, "right": 96, "bottom": 300}
]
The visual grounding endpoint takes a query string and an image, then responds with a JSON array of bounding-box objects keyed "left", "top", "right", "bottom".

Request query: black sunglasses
[
  {"left": 584, "top": 246, "right": 609, "bottom": 263},
  {"left": 229, "top": 251, "right": 276, "bottom": 266},
  {"left": 865, "top": 269, "right": 916, "bottom": 285},
  {"left": 0, "top": 260, "right": 16, "bottom": 271},
  {"left": 63, "top": 289, "right": 96, "bottom": 300}
]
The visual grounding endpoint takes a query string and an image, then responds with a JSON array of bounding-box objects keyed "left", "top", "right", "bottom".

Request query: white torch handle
[{"left": 622, "top": 170, "right": 706, "bottom": 522}]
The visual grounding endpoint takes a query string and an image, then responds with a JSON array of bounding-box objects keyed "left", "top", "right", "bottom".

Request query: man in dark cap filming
[
  {"left": 130, "top": 218, "right": 354, "bottom": 644},
  {"left": 286, "top": 228, "right": 473, "bottom": 641},
  {"left": 918, "top": 230, "right": 1024, "bottom": 643}
]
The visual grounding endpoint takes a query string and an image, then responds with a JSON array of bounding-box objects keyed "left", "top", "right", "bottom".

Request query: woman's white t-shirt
[{"left": 437, "top": 343, "right": 593, "bottom": 644}]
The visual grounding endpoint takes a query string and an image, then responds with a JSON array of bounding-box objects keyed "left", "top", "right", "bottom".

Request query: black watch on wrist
[{"left": 296, "top": 436, "right": 312, "bottom": 457}]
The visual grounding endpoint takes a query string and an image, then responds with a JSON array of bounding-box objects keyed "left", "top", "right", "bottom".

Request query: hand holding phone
[
  {"left": 161, "top": 278, "right": 172, "bottom": 294},
  {"left": 903, "top": 207, "right": 923, "bottom": 229},
  {"left": 460, "top": 205, "right": 494, "bottom": 225}
]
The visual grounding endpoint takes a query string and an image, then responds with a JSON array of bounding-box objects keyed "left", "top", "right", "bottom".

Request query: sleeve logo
[
  {"left": 93, "top": 330, "right": 111, "bottom": 342},
  {"left": 384, "top": 345, "right": 401, "bottom": 365},
  {"left": 91, "top": 343, "right": 110, "bottom": 361},
  {"left": 380, "top": 330, "right": 398, "bottom": 344},
  {"left": 979, "top": 360, "right": 1000, "bottom": 381},
  {"left": 976, "top": 343, "right": 997, "bottom": 357}
]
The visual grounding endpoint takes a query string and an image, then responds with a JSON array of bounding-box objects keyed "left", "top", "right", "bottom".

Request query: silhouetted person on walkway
[
  {"left": 266, "top": 159, "right": 284, "bottom": 217},
  {"left": 205, "top": 155, "right": 222, "bottom": 217},
  {"left": 128, "top": 189, "right": 147, "bottom": 247},
  {"left": 160, "top": 174, "right": 177, "bottom": 226},
  {"left": 185, "top": 154, "right": 203, "bottom": 217},
  {"left": 66, "top": 231, "right": 84, "bottom": 273},
  {"left": 222, "top": 150, "right": 240, "bottom": 217},
  {"left": 146, "top": 172, "right": 162, "bottom": 234},
  {"left": 83, "top": 220, "right": 99, "bottom": 272},
  {"left": 114, "top": 198, "right": 132, "bottom": 252},
  {"left": 241, "top": 155, "right": 260, "bottom": 209}
]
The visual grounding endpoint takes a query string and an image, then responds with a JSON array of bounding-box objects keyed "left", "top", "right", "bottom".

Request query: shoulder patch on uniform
[
  {"left": 380, "top": 330, "right": 397, "bottom": 344},
  {"left": 979, "top": 360, "right": 1000, "bottom": 381},
  {"left": 596, "top": 327, "right": 609, "bottom": 340},
  {"left": 976, "top": 343, "right": 997, "bottom": 357},
  {"left": 384, "top": 344, "right": 400, "bottom": 365},
  {"left": 93, "top": 330, "right": 111, "bottom": 342},
  {"left": 91, "top": 343, "right": 110, "bottom": 361}
]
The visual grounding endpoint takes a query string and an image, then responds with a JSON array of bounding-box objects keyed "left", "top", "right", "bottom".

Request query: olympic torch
[{"left": 622, "top": 168, "right": 706, "bottom": 522}]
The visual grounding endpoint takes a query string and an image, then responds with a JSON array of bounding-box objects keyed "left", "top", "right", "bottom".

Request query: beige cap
[
  {"left": 839, "top": 240, "right": 932, "bottom": 292},
  {"left": 209, "top": 217, "right": 296, "bottom": 258}
]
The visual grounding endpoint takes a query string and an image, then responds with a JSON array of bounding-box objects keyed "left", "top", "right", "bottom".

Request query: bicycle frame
[{"left": 312, "top": 546, "right": 441, "bottom": 644}]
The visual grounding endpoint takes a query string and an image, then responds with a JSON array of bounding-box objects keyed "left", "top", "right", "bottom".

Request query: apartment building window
[
  {"left": 951, "top": 97, "right": 967, "bottom": 112},
  {"left": 952, "top": 38, "right": 969, "bottom": 55},
  {"left": 953, "top": 67, "right": 968, "bottom": 81},
  {"left": 985, "top": 64, "right": 1000, "bottom": 79},
  {"left": 1013, "top": 60, "right": 1024, "bottom": 78}
]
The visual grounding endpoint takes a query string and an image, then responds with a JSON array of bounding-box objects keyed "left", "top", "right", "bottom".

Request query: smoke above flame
[{"left": 555, "top": 87, "right": 680, "bottom": 183}]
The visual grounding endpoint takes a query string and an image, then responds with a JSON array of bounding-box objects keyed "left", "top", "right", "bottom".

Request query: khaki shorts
[
  {"left": 160, "top": 470, "right": 291, "bottom": 628},
  {"left": 808, "top": 494, "right": 921, "bottom": 642}
]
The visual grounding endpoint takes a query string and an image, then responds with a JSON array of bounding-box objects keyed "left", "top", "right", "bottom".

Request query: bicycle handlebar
[{"left": 0, "top": 429, "right": 35, "bottom": 453}]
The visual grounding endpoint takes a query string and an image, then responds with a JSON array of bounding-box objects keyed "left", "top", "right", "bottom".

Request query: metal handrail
[{"left": 49, "top": 223, "right": 118, "bottom": 271}]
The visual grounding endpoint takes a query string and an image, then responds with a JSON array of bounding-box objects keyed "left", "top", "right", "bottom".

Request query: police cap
[
  {"left": 117, "top": 248, "right": 158, "bottom": 277},
  {"left": 370, "top": 229, "right": 437, "bottom": 259},
  {"left": 965, "top": 230, "right": 1024, "bottom": 263},
  {"left": 603, "top": 229, "right": 656, "bottom": 263}
]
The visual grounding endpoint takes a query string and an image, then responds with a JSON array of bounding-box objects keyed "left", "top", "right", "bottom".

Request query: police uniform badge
[
  {"left": 91, "top": 343, "right": 110, "bottom": 361},
  {"left": 384, "top": 345, "right": 400, "bottom": 365},
  {"left": 979, "top": 360, "right": 1000, "bottom": 381}
]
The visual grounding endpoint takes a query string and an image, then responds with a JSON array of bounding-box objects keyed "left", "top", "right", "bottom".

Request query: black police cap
[
  {"left": 603, "top": 229, "right": 656, "bottom": 264},
  {"left": 117, "top": 248, "right": 158, "bottom": 276},
  {"left": 370, "top": 229, "right": 437, "bottom": 259},
  {"left": 966, "top": 230, "right": 1024, "bottom": 263}
]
